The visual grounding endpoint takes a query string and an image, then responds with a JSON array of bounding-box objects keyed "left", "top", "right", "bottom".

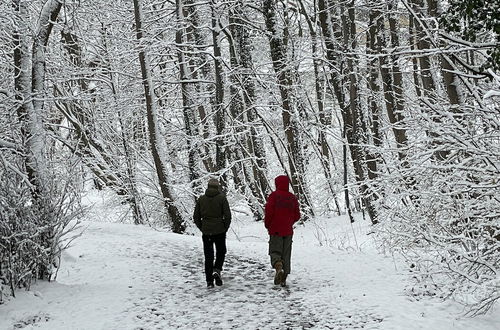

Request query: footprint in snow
[{"left": 120, "top": 240, "right": 385, "bottom": 329}]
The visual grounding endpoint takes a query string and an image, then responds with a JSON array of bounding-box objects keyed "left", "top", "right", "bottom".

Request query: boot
[
  {"left": 213, "top": 268, "right": 223, "bottom": 286},
  {"left": 280, "top": 273, "right": 288, "bottom": 287},
  {"left": 274, "top": 261, "right": 284, "bottom": 285}
]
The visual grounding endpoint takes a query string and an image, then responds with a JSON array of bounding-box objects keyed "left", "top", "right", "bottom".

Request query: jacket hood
[
  {"left": 205, "top": 186, "right": 220, "bottom": 197},
  {"left": 275, "top": 175, "right": 290, "bottom": 192}
]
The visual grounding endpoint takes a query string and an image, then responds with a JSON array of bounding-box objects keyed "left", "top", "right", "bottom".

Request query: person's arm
[
  {"left": 294, "top": 196, "right": 301, "bottom": 223},
  {"left": 264, "top": 193, "right": 275, "bottom": 229},
  {"left": 222, "top": 196, "right": 231, "bottom": 232},
  {"left": 193, "top": 198, "right": 202, "bottom": 230}
]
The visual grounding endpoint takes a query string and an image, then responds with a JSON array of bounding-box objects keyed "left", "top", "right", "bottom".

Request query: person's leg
[
  {"left": 282, "top": 235, "right": 293, "bottom": 275},
  {"left": 212, "top": 233, "right": 226, "bottom": 286},
  {"left": 279, "top": 235, "right": 293, "bottom": 286},
  {"left": 269, "top": 235, "right": 286, "bottom": 284},
  {"left": 268, "top": 235, "right": 284, "bottom": 268},
  {"left": 202, "top": 235, "right": 214, "bottom": 285},
  {"left": 213, "top": 233, "right": 227, "bottom": 272}
]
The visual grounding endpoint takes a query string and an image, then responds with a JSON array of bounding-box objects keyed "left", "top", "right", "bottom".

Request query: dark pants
[
  {"left": 202, "top": 233, "right": 227, "bottom": 283},
  {"left": 269, "top": 235, "right": 293, "bottom": 274}
]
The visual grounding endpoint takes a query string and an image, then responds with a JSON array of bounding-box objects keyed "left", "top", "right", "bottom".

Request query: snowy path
[
  {"left": 1, "top": 220, "right": 498, "bottom": 330},
  {"left": 122, "top": 244, "right": 384, "bottom": 330},
  {"left": 99, "top": 225, "right": 383, "bottom": 329}
]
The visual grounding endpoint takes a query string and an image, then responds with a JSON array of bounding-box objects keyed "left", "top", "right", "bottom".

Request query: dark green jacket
[{"left": 193, "top": 186, "right": 231, "bottom": 235}]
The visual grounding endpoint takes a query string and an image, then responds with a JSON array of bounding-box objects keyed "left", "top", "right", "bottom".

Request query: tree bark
[
  {"left": 412, "top": 0, "right": 437, "bottom": 94},
  {"left": 227, "top": 5, "right": 266, "bottom": 220},
  {"left": 263, "top": 0, "right": 314, "bottom": 219},
  {"left": 366, "top": 3, "right": 382, "bottom": 180},
  {"left": 176, "top": 0, "right": 202, "bottom": 195},
  {"left": 13, "top": 0, "right": 62, "bottom": 200},
  {"left": 56, "top": 25, "right": 145, "bottom": 210},
  {"left": 184, "top": 0, "right": 216, "bottom": 174},
  {"left": 235, "top": 1, "right": 270, "bottom": 200},
  {"left": 318, "top": 0, "right": 378, "bottom": 224},
  {"left": 211, "top": 0, "right": 226, "bottom": 177},
  {"left": 386, "top": 1, "right": 409, "bottom": 162},
  {"left": 409, "top": 0, "right": 459, "bottom": 161},
  {"left": 343, "top": 1, "right": 378, "bottom": 224},
  {"left": 102, "top": 26, "right": 145, "bottom": 225},
  {"left": 133, "top": 0, "right": 185, "bottom": 233},
  {"left": 298, "top": 0, "right": 341, "bottom": 215},
  {"left": 12, "top": 0, "right": 63, "bottom": 280},
  {"left": 426, "top": 0, "right": 463, "bottom": 112}
]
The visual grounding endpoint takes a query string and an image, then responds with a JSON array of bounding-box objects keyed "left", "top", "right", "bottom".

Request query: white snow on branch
[
  {"left": 0, "top": 139, "right": 20, "bottom": 151},
  {"left": 483, "top": 90, "right": 500, "bottom": 99}
]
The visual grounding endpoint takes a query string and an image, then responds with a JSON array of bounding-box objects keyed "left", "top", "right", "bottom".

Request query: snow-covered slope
[{"left": 0, "top": 216, "right": 498, "bottom": 329}]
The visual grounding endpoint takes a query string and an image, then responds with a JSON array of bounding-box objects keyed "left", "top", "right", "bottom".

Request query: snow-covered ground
[{"left": 1, "top": 201, "right": 499, "bottom": 329}]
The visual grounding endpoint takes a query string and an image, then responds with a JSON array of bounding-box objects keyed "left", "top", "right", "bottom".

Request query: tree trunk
[
  {"left": 176, "top": 0, "right": 202, "bottom": 196},
  {"left": 317, "top": 0, "right": 378, "bottom": 224},
  {"left": 56, "top": 25, "right": 145, "bottom": 212},
  {"left": 13, "top": 0, "right": 63, "bottom": 280},
  {"left": 317, "top": 0, "right": 357, "bottom": 218},
  {"left": 366, "top": 3, "right": 382, "bottom": 180},
  {"left": 14, "top": 0, "right": 62, "bottom": 200},
  {"left": 102, "top": 26, "right": 145, "bottom": 225},
  {"left": 343, "top": 1, "right": 378, "bottom": 224},
  {"left": 227, "top": 6, "right": 266, "bottom": 220},
  {"left": 426, "top": 0, "right": 463, "bottom": 113},
  {"left": 132, "top": 0, "right": 185, "bottom": 233},
  {"left": 184, "top": 0, "right": 216, "bottom": 174},
  {"left": 236, "top": 1, "right": 270, "bottom": 200},
  {"left": 386, "top": 1, "right": 409, "bottom": 162},
  {"left": 211, "top": 0, "right": 226, "bottom": 178},
  {"left": 263, "top": 0, "right": 314, "bottom": 219},
  {"left": 409, "top": 0, "right": 457, "bottom": 162},
  {"left": 410, "top": 0, "right": 437, "bottom": 95},
  {"left": 298, "top": 0, "right": 341, "bottom": 215},
  {"left": 408, "top": 15, "right": 423, "bottom": 98}
]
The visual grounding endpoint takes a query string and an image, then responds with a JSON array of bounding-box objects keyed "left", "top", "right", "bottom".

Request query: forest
[{"left": 0, "top": 0, "right": 498, "bottom": 316}]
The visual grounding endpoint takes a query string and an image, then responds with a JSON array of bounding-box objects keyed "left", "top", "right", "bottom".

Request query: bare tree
[
  {"left": 13, "top": 0, "right": 62, "bottom": 199},
  {"left": 262, "top": 0, "right": 314, "bottom": 218},
  {"left": 132, "top": 0, "right": 184, "bottom": 233}
]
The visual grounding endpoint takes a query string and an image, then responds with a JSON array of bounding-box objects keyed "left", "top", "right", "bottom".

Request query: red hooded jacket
[{"left": 264, "top": 176, "right": 300, "bottom": 236}]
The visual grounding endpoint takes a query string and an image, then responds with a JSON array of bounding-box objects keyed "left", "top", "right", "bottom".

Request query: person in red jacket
[{"left": 264, "top": 175, "right": 300, "bottom": 286}]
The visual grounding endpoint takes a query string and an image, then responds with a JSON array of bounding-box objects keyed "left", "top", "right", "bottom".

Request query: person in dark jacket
[
  {"left": 264, "top": 175, "right": 300, "bottom": 286},
  {"left": 193, "top": 178, "right": 231, "bottom": 288}
]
